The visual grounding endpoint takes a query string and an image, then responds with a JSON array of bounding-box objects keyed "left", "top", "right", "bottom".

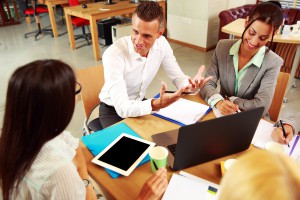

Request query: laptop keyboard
[{"left": 167, "top": 144, "right": 177, "bottom": 156}]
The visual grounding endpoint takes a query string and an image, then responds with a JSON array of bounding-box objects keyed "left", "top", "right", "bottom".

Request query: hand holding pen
[
  {"left": 271, "top": 120, "right": 294, "bottom": 146},
  {"left": 215, "top": 95, "right": 239, "bottom": 115},
  {"left": 280, "top": 120, "right": 290, "bottom": 148}
]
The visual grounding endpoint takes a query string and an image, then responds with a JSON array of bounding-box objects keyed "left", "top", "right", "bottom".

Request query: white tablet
[{"left": 92, "top": 133, "right": 155, "bottom": 176}]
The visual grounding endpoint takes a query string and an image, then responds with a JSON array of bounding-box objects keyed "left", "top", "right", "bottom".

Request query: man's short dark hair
[{"left": 133, "top": 1, "right": 164, "bottom": 30}]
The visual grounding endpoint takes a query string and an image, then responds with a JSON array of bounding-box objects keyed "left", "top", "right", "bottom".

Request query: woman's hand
[
  {"left": 272, "top": 124, "right": 294, "bottom": 145},
  {"left": 215, "top": 100, "right": 239, "bottom": 115},
  {"left": 137, "top": 168, "right": 168, "bottom": 200}
]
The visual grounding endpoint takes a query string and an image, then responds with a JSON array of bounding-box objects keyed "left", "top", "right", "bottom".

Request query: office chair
[
  {"left": 268, "top": 72, "right": 290, "bottom": 122},
  {"left": 68, "top": 0, "right": 91, "bottom": 46},
  {"left": 76, "top": 65, "right": 105, "bottom": 135},
  {"left": 24, "top": 0, "right": 53, "bottom": 40}
]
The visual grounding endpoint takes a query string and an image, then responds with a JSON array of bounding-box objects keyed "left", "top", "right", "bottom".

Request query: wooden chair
[
  {"left": 76, "top": 65, "right": 105, "bottom": 135},
  {"left": 268, "top": 72, "right": 290, "bottom": 122}
]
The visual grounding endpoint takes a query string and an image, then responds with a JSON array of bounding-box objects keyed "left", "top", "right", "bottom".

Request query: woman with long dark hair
[
  {"left": 200, "top": 2, "right": 284, "bottom": 117},
  {"left": 0, "top": 59, "right": 167, "bottom": 200}
]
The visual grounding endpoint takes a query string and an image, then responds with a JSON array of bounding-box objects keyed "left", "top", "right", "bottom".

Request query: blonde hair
[{"left": 219, "top": 150, "right": 300, "bottom": 200}]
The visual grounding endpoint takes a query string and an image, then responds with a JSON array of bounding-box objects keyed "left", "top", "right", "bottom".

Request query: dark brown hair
[
  {"left": 133, "top": 1, "right": 164, "bottom": 30},
  {"left": 0, "top": 59, "right": 76, "bottom": 200},
  {"left": 241, "top": 2, "right": 283, "bottom": 50}
]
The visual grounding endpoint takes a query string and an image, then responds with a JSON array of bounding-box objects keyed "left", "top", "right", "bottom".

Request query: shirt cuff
[
  {"left": 140, "top": 99, "right": 155, "bottom": 115},
  {"left": 229, "top": 96, "right": 238, "bottom": 102},
  {"left": 208, "top": 94, "right": 224, "bottom": 107}
]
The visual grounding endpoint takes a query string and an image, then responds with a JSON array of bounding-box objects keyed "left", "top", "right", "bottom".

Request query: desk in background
[
  {"left": 221, "top": 18, "right": 300, "bottom": 95},
  {"left": 38, "top": 0, "right": 86, "bottom": 37},
  {"left": 64, "top": 0, "right": 166, "bottom": 61},
  {"left": 81, "top": 95, "right": 260, "bottom": 199}
]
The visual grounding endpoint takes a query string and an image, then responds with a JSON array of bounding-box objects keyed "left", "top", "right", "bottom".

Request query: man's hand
[
  {"left": 272, "top": 124, "right": 294, "bottom": 145},
  {"left": 137, "top": 168, "right": 168, "bottom": 200},
  {"left": 151, "top": 81, "right": 189, "bottom": 111},
  {"left": 215, "top": 100, "right": 239, "bottom": 115},
  {"left": 188, "top": 65, "right": 213, "bottom": 93}
]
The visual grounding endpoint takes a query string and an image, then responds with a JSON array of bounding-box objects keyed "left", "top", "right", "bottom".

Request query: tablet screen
[{"left": 97, "top": 135, "right": 151, "bottom": 171}]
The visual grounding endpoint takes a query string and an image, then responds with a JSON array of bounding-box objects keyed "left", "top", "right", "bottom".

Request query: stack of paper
[
  {"left": 153, "top": 98, "right": 210, "bottom": 126},
  {"left": 163, "top": 171, "right": 219, "bottom": 200}
]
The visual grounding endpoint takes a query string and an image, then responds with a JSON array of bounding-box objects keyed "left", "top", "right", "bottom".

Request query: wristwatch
[{"left": 83, "top": 179, "right": 91, "bottom": 187}]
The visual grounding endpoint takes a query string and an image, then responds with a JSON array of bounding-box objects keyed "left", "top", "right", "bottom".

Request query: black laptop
[{"left": 151, "top": 107, "right": 264, "bottom": 171}]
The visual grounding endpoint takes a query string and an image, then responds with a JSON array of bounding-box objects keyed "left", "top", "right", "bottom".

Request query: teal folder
[{"left": 81, "top": 122, "right": 150, "bottom": 178}]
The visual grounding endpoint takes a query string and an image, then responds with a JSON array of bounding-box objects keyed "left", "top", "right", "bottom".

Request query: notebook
[
  {"left": 152, "top": 107, "right": 264, "bottom": 171},
  {"left": 163, "top": 171, "right": 219, "bottom": 200},
  {"left": 153, "top": 97, "right": 210, "bottom": 126}
]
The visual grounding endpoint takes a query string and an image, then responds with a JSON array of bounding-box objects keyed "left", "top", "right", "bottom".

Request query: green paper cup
[{"left": 149, "top": 146, "right": 168, "bottom": 173}]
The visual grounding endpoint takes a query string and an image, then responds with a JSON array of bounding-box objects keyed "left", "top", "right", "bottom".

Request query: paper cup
[
  {"left": 224, "top": 159, "right": 237, "bottom": 171},
  {"left": 265, "top": 142, "right": 284, "bottom": 154},
  {"left": 149, "top": 146, "right": 168, "bottom": 173}
]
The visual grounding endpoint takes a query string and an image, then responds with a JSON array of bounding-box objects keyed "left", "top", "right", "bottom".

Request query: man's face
[{"left": 131, "top": 14, "right": 164, "bottom": 57}]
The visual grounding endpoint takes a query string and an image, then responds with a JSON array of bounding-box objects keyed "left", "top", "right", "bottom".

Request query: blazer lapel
[
  {"left": 237, "top": 64, "right": 260, "bottom": 97},
  {"left": 226, "top": 54, "right": 235, "bottom": 96}
]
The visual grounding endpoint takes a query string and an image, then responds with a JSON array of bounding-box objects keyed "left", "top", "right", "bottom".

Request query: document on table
[
  {"left": 162, "top": 171, "right": 219, "bottom": 200},
  {"left": 251, "top": 119, "right": 300, "bottom": 159},
  {"left": 212, "top": 107, "right": 222, "bottom": 118},
  {"left": 154, "top": 98, "right": 210, "bottom": 125}
]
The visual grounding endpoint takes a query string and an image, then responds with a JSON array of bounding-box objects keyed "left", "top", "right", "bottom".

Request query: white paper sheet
[{"left": 162, "top": 171, "right": 219, "bottom": 200}]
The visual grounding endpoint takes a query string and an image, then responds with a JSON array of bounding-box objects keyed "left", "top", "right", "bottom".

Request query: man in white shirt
[{"left": 99, "top": 1, "right": 212, "bottom": 128}]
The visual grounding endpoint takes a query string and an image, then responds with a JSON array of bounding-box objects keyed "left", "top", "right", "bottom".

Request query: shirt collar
[{"left": 229, "top": 39, "right": 265, "bottom": 68}]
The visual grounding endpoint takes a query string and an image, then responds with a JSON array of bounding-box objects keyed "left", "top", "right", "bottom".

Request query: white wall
[
  {"left": 227, "top": 0, "right": 256, "bottom": 8},
  {"left": 167, "top": 0, "right": 209, "bottom": 48},
  {"left": 167, "top": 0, "right": 256, "bottom": 49}
]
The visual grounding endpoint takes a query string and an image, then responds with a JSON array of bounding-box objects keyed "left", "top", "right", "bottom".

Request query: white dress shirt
[
  {"left": 10, "top": 131, "right": 85, "bottom": 200},
  {"left": 100, "top": 36, "right": 189, "bottom": 118}
]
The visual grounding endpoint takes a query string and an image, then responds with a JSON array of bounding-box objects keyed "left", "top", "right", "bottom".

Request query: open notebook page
[
  {"left": 154, "top": 98, "right": 209, "bottom": 125},
  {"left": 162, "top": 171, "right": 219, "bottom": 200}
]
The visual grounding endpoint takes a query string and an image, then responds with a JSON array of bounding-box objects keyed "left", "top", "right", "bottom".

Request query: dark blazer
[{"left": 200, "top": 39, "right": 283, "bottom": 116}]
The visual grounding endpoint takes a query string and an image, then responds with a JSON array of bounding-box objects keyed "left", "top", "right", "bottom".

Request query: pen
[
  {"left": 196, "top": 107, "right": 212, "bottom": 123},
  {"left": 280, "top": 120, "right": 290, "bottom": 148},
  {"left": 224, "top": 95, "right": 239, "bottom": 113},
  {"left": 152, "top": 160, "right": 158, "bottom": 170},
  {"left": 165, "top": 91, "right": 193, "bottom": 95}
]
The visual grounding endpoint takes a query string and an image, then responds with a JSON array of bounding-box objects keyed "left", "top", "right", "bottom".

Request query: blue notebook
[
  {"left": 153, "top": 93, "right": 185, "bottom": 126},
  {"left": 81, "top": 122, "right": 150, "bottom": 178}
]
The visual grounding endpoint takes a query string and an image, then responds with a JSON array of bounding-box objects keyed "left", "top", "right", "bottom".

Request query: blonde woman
[{"left": 219, "top": 150, "right": 300, "bottom": 200}]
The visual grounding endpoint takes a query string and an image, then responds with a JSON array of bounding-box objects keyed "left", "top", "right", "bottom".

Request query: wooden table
[
  {"left": 221, "top": 18, "right": 300, "bottom": 93},
  {"left": 81, "top": 95, "right": 260, "bottom": 199},
  {"left": 64, "top": 0, "right": 166, "bottom": 61},
  {"left": 38, "top": 0, "right": 86, "bottom": 37}
]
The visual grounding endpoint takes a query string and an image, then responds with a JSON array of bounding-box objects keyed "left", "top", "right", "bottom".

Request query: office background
[{"left": 0, "top": 0, "right": 299, "bottom": 139}]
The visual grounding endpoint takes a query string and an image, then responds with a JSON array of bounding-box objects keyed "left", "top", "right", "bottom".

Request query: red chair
[
  {"left": 24, "top": 0, "right": 53, "bottom": 40},
  {"left": 68, "top": 0, "right": 91, "bottom": 46}
]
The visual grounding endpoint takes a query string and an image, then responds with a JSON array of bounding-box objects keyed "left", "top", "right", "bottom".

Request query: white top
[
  {"left": 99, "top": 36, "right": 189, "bottom": 118},
  {"left": 11, "top": 131, "right": 85, "bottom": 200}
]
